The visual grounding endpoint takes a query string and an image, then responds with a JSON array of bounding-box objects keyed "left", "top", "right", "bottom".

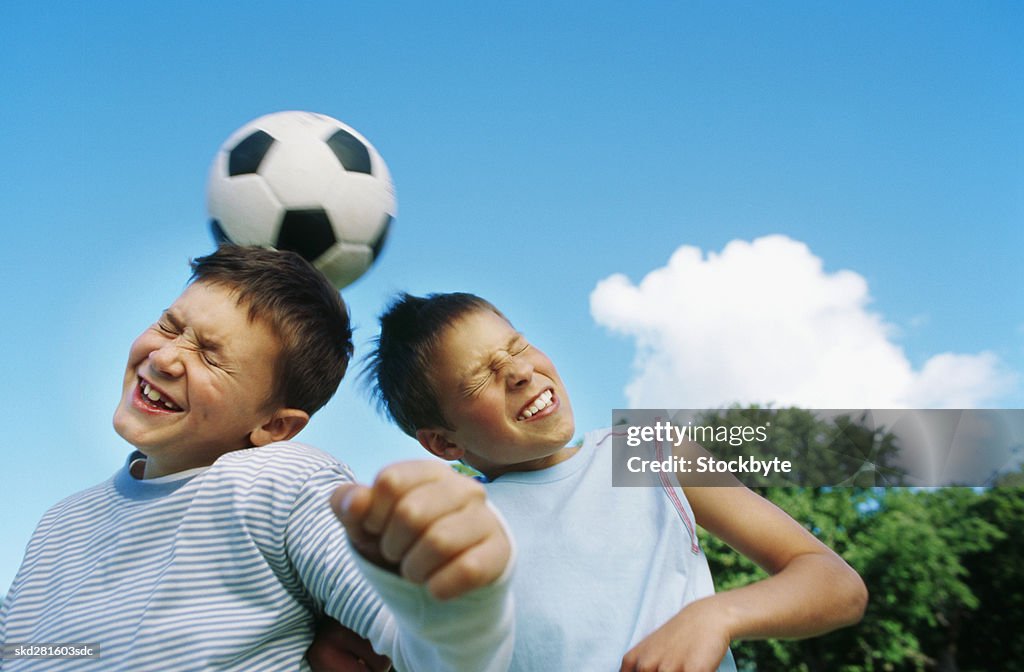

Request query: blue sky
[{"left": 2, "top": 2, "right": 1021, "bottom": 591}]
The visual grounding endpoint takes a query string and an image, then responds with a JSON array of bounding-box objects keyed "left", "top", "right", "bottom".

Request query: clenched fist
[{"left": 331, "top": 461, "right": 511, "bottom": 600}]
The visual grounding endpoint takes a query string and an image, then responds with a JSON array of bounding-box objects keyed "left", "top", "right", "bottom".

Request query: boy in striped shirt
[{"left": 1, "top": 247, "right": 514, "bottom": 671}]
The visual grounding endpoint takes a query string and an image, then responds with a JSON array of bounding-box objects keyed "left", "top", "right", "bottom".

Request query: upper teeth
[
  {"left": 141, "top": 381, "right": 180, "bottom": 410},
  {"left": 519, "top": 390, "right": 554, "bottom": 420}
]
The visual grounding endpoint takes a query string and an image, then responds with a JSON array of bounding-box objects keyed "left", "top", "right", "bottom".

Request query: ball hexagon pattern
[{"left": 207, "top": 111, "right": 396, "bottom": 289}]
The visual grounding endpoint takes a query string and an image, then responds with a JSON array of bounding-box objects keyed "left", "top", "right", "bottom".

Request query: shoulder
[
  {"left": 39, "top": 472, "right": 118, "bottom": 521},
  {"left": 20, "top": 472, "right": 121, "bottom": 556},
  {"left": 200, "top": 442, "right": 356, "bottom": 509},
  {"left": 198, "top": 443, "right": 356, "bottom": 526},
  {"left": 213, "top": 441, "right": 354, "bottom": 481}
]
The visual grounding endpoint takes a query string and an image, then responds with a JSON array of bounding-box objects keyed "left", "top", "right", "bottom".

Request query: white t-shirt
[{"left": 486, "top": 428, "right": 737, "bottom": 671}]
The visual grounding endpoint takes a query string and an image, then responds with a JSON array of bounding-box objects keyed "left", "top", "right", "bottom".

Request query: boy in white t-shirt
[{"left": 363, "top": 291, "right": 868, "bottom": 671}]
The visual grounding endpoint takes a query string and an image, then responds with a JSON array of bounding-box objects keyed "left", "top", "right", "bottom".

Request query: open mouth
[
  {"left": 517, "top": 389, "right": 555, "bottom": 421},
  {"left": 137, "top": 377, "right": 183, "bottom": 412}
]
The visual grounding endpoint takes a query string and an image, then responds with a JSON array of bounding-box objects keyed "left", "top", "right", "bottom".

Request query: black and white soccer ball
[{"left": 206, "top": 111, "right": 396, "bottom": 289}]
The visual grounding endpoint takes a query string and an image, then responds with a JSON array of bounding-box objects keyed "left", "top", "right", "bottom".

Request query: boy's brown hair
[
  {"left": 191, "top": 245, "right": 352, "bottom": 415},
  {"left": 366, "top": 291, "right": 504, "bottom": 436}
]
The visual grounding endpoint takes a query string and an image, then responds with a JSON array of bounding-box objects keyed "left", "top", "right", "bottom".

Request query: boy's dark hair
[
  {"left": 367, "top": 292, "right": 504, "bottom": 437},
  {"left": 190, "top": 244, "right": 353, "bottom": 415}
]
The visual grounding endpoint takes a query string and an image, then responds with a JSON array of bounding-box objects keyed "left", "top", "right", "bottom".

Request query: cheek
[
  {"left": 126, "top": 335, "right": 153, "bottom": 370},
  {"left": 445, "top": 393, "right": 503, "bottom": 438},
  {"left": 189, "top": 374, "right": 224, "bottom": 415},
  {"left": 534, "top": 352, "right": 558, "bottom": 375},
  {"left": 466, "top": 393, "right": 512, "bottom": 431}
]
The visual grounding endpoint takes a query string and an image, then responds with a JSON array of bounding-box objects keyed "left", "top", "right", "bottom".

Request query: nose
[
  {"left": 148, "top": 342, "right": 185, "bottom": 379},
  {"left": 505, "top": 356, "right": 534, "bottom": 389}
]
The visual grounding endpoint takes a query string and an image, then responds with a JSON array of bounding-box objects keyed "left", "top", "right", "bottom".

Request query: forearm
[{"left": 709, "top": 551, "right": 867, "bottom": 641}]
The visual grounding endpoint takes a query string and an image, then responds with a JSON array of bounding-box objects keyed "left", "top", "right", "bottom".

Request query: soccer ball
[{"left": 206, "top": 111, "right": 396, "bottom": 289}]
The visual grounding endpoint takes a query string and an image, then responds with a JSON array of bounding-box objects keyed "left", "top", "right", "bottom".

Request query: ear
[
  {"left": 250, "top": 408, "right": 310, "bottom": 447},
  {"left": 415, "top": 428, "right": 464, "bottom": 461}
]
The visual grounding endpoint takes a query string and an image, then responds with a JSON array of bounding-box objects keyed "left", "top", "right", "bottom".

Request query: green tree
[
  {"left": 698, "top": 408, "right": 1009, "bottom": 671},
  {"left": 956, "top": 475, "right": 1024, "bottom": 671},
  {"left": 694, "top": 406, "right": 907, "bottom": 488}
]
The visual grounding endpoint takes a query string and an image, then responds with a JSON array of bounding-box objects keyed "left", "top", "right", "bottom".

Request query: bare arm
[
  {"left": 621, "top": 443, "right": 867, "bottom": 672},
  {"left": 682, "top": 484, "right": 867, "bottom": 640}
]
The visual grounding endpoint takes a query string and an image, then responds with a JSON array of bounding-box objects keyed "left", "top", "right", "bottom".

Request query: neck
[{"left": 474, "top": 444, "right": 580, "bottom": 481}]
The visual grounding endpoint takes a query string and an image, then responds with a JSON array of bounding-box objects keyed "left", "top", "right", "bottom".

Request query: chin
[{"left": 112, "top": 406, "right": 148, "bottom": 451}]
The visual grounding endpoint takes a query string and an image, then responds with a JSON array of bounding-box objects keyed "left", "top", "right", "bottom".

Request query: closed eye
[
  {"left": 461, "top": 335, "right": 530, "bottom": 397},
  {"left": 155, "top": 320, "right": 177, "bottom": 336}
]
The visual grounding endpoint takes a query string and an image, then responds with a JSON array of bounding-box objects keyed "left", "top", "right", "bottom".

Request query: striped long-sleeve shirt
[{"left": 1, "top": 442, "right": 514, "bottom": 671}]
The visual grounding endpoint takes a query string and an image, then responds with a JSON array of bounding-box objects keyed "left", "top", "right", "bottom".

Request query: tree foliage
[{"left": 697, "top": 407, "right": 1022, "bottom": 672}]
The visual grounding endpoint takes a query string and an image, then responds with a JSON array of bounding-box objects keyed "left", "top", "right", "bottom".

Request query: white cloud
[{"left": 590, "top": 235, "right": 1015, "bottom": 409}]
